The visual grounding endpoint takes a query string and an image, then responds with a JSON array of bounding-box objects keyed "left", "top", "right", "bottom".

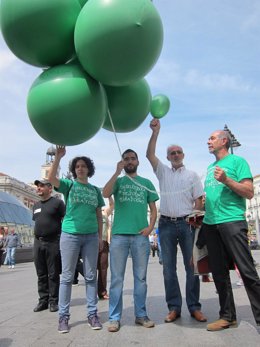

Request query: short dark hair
[
  {"left": 69, "top": 156, "right": 95, "bottom": 179},
  {"left": 122, "top": 149, "right": 138, "bottom": 160}
]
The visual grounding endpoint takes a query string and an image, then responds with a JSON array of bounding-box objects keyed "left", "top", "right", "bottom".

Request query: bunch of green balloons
[{"left": 1, "top": 0, "right": 164, "bottom": 145}]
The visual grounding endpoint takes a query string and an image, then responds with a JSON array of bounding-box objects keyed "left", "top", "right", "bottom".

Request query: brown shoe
[
  {"left": 108, "top": 320, "right": 120, "bottom": 332},
  {"left": 202, "top": 275, "right": 214, "bottom": 282},
  {"left": 207, "top": 319, "right": 237, "bottom": 331},
  {"left": 164, "top": 311, "right": 181, "bottom": 323},
  {"left": 191, "top": 310, "right": 207, "bottom": 322}
]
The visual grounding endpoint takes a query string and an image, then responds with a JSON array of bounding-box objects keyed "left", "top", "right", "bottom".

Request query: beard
[{"left": 124, "top": 165, "right": 137, "bottom": 174}]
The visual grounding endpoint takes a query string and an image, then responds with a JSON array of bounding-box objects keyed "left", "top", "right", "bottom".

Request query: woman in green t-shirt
[{"left": 48, "top": 146, "right": 105, "bottom": 334}]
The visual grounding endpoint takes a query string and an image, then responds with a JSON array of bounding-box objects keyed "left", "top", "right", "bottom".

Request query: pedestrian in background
[
  {"left": 97, "top": 196, "right": 114, "bottom": 300},
  {"left": 4, "top": 228, "right": 22, "bottom": 268},
  {"left": 0, "top": 227, "right": 5, "bottom": 267}
]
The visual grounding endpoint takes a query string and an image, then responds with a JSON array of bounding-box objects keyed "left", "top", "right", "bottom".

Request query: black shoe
[
  {"left": 49, "top": 303, "right": 59, "bottom": 312},
  {"left": 33, "top": 302, "right": 48, "bottom": 312}
]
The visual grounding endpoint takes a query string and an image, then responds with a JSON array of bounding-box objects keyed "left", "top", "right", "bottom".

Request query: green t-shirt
[
  {"left": 112, "top": 175, "right": 159, "bottom": 235},
  {"left": 203, "top": 154, "right": 252, "bottom": 225},
  {"left": 56, "top": 179, "right": 105, "bottom": 234}
]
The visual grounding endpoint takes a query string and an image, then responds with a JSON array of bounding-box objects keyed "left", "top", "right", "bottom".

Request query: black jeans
[
  {"left": 203, "top": 221, "right": 260, "bottom": 324},
  {"left": 33, "top": 238, "right": 61, "bottom": 305}
]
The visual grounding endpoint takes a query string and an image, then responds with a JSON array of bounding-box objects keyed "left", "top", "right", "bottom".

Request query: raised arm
[
  {"left": 146, "top": 118, "right": 160, "bottom": 170},
  {"left": 103, "top": 161, "right": 124, "bottom": 198},
  {"left": 48, "top": 145, "right": 66, "bottom": 188}
]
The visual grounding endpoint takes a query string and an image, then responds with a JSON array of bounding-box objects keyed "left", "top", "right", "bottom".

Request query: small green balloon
[
  {"left": 27, "top": 63, "right": 107, "bottom": 145},
  {"left": 150, "top": 94, "right": 170, "bottom": 118},
  {"left": 74, "top": 0, "right": 163, "bottom": 86},
  {"left": 103, "top": 79, "right": 151, "bottom": 133},
  {"left": 0, "top": 0, "right": 81, "bottom": 67}
]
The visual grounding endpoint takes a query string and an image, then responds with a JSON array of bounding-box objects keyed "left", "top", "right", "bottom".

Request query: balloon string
[
  {"left": 107, "top": 108, "right": 122, "bottom": 157},
  {"left": 106, "top": 109, "right": 206, "bottom": 195}
]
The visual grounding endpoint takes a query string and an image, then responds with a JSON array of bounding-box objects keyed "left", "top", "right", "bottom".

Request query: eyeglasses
[{"left": 169, "top": 150, "right": 183, "bottom": 155}]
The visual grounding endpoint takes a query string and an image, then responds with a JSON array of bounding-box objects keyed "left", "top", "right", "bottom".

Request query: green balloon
[
  {"left": 27, "top": 63, "right": 107, "bottom": 145},
  {"left": 0, "top": 0, "right": 81, "bottom": 67},
  {"left": 74, "top": 0, "right": 163, "bottom": 86},
  {"left": 103, "top": 79, "right": 151, "bottom": 133},
  {"left": 150, "top": 94, "right": 170, "bottom": 118}
]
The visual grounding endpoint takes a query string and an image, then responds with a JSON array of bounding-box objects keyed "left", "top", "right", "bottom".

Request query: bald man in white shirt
[{"left": 146, "top": 118, "right": 206, "bottom": 324}]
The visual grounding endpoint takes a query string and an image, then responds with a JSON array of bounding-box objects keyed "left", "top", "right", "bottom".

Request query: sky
[{"left": 1, "top": 0, "right": 260, "bottom": 191}]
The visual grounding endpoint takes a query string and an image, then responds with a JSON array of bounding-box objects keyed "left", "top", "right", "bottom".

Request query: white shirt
[{"left": 155, "top": 160, "right": 203, "bottom": 217}]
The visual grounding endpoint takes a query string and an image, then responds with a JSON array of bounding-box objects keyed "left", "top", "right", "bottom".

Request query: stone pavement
[{"left": 0, "top": 251, "right": 260, "bottom": 347}]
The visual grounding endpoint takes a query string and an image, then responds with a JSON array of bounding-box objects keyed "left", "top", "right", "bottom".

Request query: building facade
[{"left": 0, "top": 146, "right": 62, "bottom": 246}]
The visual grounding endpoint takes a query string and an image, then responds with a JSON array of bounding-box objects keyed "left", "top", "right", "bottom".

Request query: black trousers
[
  {"left": 33, "top": 238, "right": 61, "bottom": 305},
  {"left": 203, "top": 221, "right": 260, "bottom": 324}
]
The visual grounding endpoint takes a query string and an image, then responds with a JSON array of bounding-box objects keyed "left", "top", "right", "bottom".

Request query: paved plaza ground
[{"left": 0, "top": 250, "right": 260, "bottom": 347}]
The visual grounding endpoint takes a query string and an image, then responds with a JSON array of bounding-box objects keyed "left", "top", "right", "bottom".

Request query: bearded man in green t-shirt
[
  {"left": 203, "top": 129, "right": 260, "bottom": 331},
  {"left": 103, "top": 149, "right": 159, "bottom": 333}
]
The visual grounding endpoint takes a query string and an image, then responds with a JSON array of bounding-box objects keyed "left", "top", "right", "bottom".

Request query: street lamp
[{"left": 223, "top": 124, "right": 241, "bottom": 154}]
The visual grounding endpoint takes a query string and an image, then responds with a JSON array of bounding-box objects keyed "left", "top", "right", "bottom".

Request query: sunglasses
[{"left": 169, "top": 150, "right": 183, "bottom": 155}]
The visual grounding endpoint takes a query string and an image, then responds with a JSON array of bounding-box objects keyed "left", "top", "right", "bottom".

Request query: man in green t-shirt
[
  {"left": 203, "top": 129, "right": 260, "bottom": 331},
  {"left": 103, "top": 149, "right": 159, "bottom": 333}
]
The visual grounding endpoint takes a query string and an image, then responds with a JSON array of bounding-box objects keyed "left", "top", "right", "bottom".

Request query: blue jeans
[
  {"left": 59, "top": 232, "right": 99, "bottom": 319},
  {"left": 6, "top": 247, "right": 16, "bottom": 266},
  {"left": 109, "top": 234, "right": 150, "bottom": 321},
  {"left": 159, "top": 218, "right": 201, "bottom": 314}
]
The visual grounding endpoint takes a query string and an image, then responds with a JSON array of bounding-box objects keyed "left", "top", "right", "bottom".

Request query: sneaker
[
  {"left": 207, "top": 319, "right": 237, "bottom": 331},
  {"left": 8, "top": 266, "right": 11, "bottom": 269},
  {"left": 11, "top": 265, "right": 14, "bottom": 269},
  {"left": 236, "top": 279, "right": 244, "bottom": 286},
  {"left": 108, "top": 320, "right": 120, "bottom": 332},
  {"left": 88, "top": 313, "right": 102, "bottom": 330},
  {"left": 135, "top": 316, "right": 155, "bottom": 328},
  {"left": 58, "top": 317, "right": 69, "bottom": 334}
]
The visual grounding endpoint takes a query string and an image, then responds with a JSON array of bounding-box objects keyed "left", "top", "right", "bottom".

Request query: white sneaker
[
  {"left": 11, "top": 265, "right": 14, "bottom": 269},
  {"left": 236, "top": 280, "right": 243, "bottom": 286},
  {"left": 8, "top": 266, "right": 11, "bottom": 269}
]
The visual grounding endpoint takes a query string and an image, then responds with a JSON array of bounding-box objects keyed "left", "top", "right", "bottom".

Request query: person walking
[
  {"left": 203, "top": 129, "right": 260, "bottom": 331},
  {"left": 146, "top": 118, "right": 206, "bottom": 323},
  {"left": 97, "top": 197, "right": 114, "bottom": 300},
  {"left": 48, "top": 145, "right": 105, "bottom": 333},
  {"left": 0, "top": 227, "right": 5, "bottom": 267},
  {"left": 33, "top": 179, "right": 65, "bottom": 313},
  {"left": 103, "top": 149, "right": 159, "bottom": 332},
  {"left": 4, "top": 228, "right": 22, "bottom": 268}
]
